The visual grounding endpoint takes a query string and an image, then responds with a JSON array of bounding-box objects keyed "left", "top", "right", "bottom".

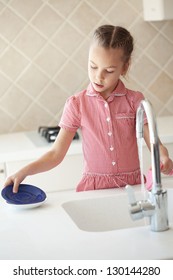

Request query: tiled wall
[{"left": 0, "top": 0, "right": 173, "bottom": 133}]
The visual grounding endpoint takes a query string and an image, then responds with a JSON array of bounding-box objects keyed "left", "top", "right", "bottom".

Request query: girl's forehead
[{"left": 89, "top": 44, "right": 125, "bottom": 64}]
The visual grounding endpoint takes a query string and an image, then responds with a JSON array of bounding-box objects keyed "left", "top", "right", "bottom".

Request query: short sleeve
[
  {"left": 133, "top": 91, "right": 148, "bottom": 124},
  {"left": 132, "top": 91, "right": 144, "bottom": 111},
  {"left": 59, "top": 96, "right": 81, "bottom": 131}
]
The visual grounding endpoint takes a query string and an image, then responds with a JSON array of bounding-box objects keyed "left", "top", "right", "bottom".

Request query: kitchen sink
[
  {"left": 62, "top": 188, "right": 148, "bottom": 232},
  {"left": 62, "top": 181, "right": 173, "bottom": 232}
]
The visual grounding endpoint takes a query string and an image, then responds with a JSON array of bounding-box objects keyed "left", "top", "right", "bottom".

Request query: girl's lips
[{"left": 94, "top": 83, "right": 104, "bottom": 88}]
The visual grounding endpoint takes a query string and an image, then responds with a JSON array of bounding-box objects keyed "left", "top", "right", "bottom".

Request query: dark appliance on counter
[{"left": 38, "top": 126, "right": 79, "bottom": 143}]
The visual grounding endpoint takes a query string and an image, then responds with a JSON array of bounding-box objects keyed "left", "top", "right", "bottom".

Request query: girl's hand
[
  {"left": 160, "top": 158, "right": 173, "bottom": 175},
  {"left": 4, "top": 171, "right": 26, "bottom": 193},
  {"left": 159, "top": 144, "right": 173, "bottom": 175}
]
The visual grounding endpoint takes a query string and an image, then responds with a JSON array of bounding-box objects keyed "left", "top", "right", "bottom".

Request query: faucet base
[{"left": 149, "top": 190, "right": 169, "bottom": 232}]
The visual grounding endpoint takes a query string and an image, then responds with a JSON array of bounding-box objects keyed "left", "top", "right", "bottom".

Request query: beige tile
[
  {"left": 54, "top": 106, "right": 65, "bottom": 121},
  {"left": 10, "top": 0, "right": 43, "bottom": 20},
  {"left": 34, "top": 43, "right": 67, "bottom": 77},
  {"left": 0, "top": 7, "right": 25, "bottom": 42},
  {"left": 0, "top": 0, "right": 11, "bottom": 4},
  {"left": 17, "top": 64, "right": 49, "bottom": 98},
  {"left": 31, "top": 5, "right": 64, "bottom": 38},
  {"left": 131, "top": 18, "right": 157, "bottom": 49},
  {"left": 38, "top": 82, "right": 67, "bottom": 115},
  {"left": 87, "top": 0, "right": 115, "bottom": 15},
  {"left": 122, "top": 76, "right": 145, "bottom": 93},
  {"left": 106, "top": 0, "right": 138, "bottom": 28},
  {"left": 165, "top": 59, "right": 173, "bottom": 78},
  {"left": 11, "top": 123, "right": 26, "bottom": 132},
  {"left": 52, "top": 22, "right": 84, "bottom": 56},
  {"left": 159, "top": 108, "right": 173, "bottom": 116},
  {"left": 72, "top": 39, "right": 90, "bottom": 70},
  {"left": 140, "top": 89, "right": 151, "bottom": 100},
  {"left": 19, "top": 102, "right": 53, "bottom": 130},
  {"left": 131, "top": 54, "right": 160, "bottom": 87},
  {"left": 0, "top": 2, "right": 5, "bottom": 12},
  {"left": 147, "top": 34, "right": 173, "bottom": 67},
  {"left": 165, "top": 98, "right": 173, "bottom": 115},
  {"left": 131, "top": 45, "right": 143, "bottom": 63},
  {"left": 0, "top": 36, "right": 8, "bottom": 53},
  {"left": 150, "top": 21, "right": 166, "bottom": 32},
  {"left": 0, "top": 0, "right": 173, "bottom": 134},
  {"left": 79, "top": 78, "right": 90, "bottom": 91},
  {"left": 0, "top": 108, "right": 14, "bottom": 133},
  {"left": 48, "top": 0, "right": 80, "bottom": 17},
  {"left": 162, "top": 22, "right": 173, "bottom": 43},
  {"left": 69, "top": 2, "right": 101, "bottom": 35},
  {"left": 0, "top": 86, "right": 32, "bottom": 119},
  {"left": 149, "top": 72, "right": 173, "bottom": 103},
  {"left": 55, "top": 60, "right": 86, "bottom": 93},
  {"left": 128, "top": 0, "right": 143, "bottom": 12},
  {"left": 13, "top": 25, "right": 46, "bottom": 59},
  {"left": 0, "top": 73, "right": 11, "bottom": 97},
  {"left": 145, "top": 93, "right": 163, "bottom": 115},
  {"left": 0, "top": 47, "right": 29, "bottom": 80}
]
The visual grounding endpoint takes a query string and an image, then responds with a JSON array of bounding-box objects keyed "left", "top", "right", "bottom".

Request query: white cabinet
[
  {"left": 143, "top": 0, "right": 173, "bottom": 21},
  {"left": 5, "top": 154, "right": 83, "bottom": 193}
]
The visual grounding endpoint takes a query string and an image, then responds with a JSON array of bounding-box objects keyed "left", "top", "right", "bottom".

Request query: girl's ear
[
  {"left": 123, "top": 61, "right": 130, "bottom": 75},
  {"left": 121, "top": 61, "right": 130, "bottom": 76}
]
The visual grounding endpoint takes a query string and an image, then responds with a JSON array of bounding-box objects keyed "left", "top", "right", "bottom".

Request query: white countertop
[
  {"left": 0, "top": 179, "right": 173, "bottom": 260},
  {"left": 0, "top": 117, "right": 173, "bottom": 260}
]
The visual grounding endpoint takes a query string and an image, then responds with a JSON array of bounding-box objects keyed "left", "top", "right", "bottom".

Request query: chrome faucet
[{"left": 126, "top": 99, "right": 169, "bottom": 232}]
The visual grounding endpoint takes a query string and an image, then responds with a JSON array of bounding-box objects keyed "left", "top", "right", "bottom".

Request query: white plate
[{"left": 5, "top": 199, "right": 47, "bottom": 210}]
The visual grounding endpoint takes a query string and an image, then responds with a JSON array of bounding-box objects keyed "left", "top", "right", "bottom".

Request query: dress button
[
  {"left": 104, "top": 103, "right": 108, "bottom": 108},
  {"left": 112, "top": 161, "right": 116, "bottom": 165},
  {"left": 106, "top": 117, "right": 110, "bottom": 122},
  {"left": 110, "top": 146, "right": 114, "bottom": 151},
  {"left": 108, "top": 131, "right": 112, "bottom": 136}
]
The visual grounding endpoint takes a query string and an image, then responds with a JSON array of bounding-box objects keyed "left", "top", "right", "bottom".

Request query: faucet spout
[
  {"left": 126, "top": 99, "right": 169, "bottom": 232},
  {"left": 136, "top": 100, "right": 161, "bottom": 192}
]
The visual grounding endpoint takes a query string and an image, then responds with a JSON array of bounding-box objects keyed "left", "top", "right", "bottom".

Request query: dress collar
[{"left": 86, "top": 79, "right": 127, "bottom": 98}]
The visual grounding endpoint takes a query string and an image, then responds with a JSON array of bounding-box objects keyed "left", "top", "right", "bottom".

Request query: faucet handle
[
  {"left": 125, "top": 185, "right": 137, "bottom": 205},
  {"left": 126, "top": 185, "right": 155, "bottom": 221},
  {"left": 125, "top": 185, "right": 143, "bottom": 220}
]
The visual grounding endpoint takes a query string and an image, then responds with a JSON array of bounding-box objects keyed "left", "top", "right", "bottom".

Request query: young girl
[{"left": 4, "top": 25, "right": 173, "bottom": 193}]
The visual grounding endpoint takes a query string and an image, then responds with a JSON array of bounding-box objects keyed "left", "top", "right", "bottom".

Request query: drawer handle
[{"left": 0, "top": 169, "right": 4, "bottom": 173}]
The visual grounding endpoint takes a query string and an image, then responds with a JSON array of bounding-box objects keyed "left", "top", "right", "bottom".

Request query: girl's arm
[
  {"left": 4, "top": 128, "right": 76, "bottom": 193},
  {"left": 143, "top": 123, "right": 173, "bottom": 174}
]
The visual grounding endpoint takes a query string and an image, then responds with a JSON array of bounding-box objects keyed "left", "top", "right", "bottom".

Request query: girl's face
[{"left": 88, "top": 44, "right": 128, "bottom": 99}]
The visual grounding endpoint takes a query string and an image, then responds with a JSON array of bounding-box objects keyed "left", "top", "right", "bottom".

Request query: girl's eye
[
  {"left": 90, "top": 65, "right": 97, "bottom": 69},
  {"left": 106, "top": 70, "right": 114, "bottom": 73},
  {"left": 106, "top": 68, "right": 116, "bottom": 73}
]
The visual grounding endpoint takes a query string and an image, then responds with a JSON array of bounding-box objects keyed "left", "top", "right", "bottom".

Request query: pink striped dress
[{"left": 59, "top": 79, "right": 146, "bottom": 192}]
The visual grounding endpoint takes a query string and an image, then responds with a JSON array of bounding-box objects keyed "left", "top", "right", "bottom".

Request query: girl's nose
[{"left": 96, "top": 71, "right": 104, "bottom": 82}]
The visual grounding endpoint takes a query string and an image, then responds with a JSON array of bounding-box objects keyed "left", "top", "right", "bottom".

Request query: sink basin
[
  {"left": 62, "top": 188, "right": 149, "bottom": 232},
  {"left": 62, "top": 181, "right": 173, "bottom": 232}
]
